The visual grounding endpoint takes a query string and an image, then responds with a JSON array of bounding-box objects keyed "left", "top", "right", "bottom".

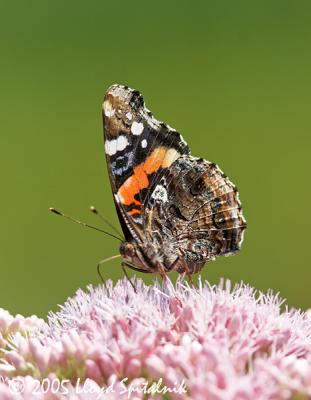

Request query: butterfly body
[{"left": 103, "top": 84, "right": 246, "bottom": 276}]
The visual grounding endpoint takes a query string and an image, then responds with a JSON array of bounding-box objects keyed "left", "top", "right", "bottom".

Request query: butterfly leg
[
  {"left": 97, "top": 254, "right": 121, "bottom": 283},
  {"left": 121, "top": 262, "right": 138, "bottom": 293},
  {"left": 157, "top": 263, "right": 170, "bottom": 284},
  {"left": 184, "top": 263, "right": 195, "bottom": 286},
  {"left": 180, "top": 262, "right": 195, "bottom": 286},
  {"left": 177, "top": 249, "right": 195, "bottom": 286},
  {"left": 179, "top": 255, "right": 195, "bottom": 286},
  {"left": 186, "top": 273, "right": 194, "bottom": 286},
  {"left": 178, "top": 271, "right": 187, "bottom": 283}
]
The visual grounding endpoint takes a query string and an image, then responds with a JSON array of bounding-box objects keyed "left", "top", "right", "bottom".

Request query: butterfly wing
[
  {"left": 102, "top": 84, "right": 189, "bottom": 243},
  {"left": 143, "top": 155, "right": 247, "bottom": 273}
]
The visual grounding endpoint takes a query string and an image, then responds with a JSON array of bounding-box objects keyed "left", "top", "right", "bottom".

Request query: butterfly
[{"left": 103, "top": 84, "right": 246, "bottom": 278}]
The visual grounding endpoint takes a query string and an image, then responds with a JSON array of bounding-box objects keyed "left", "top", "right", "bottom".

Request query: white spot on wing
[
  {"left": 141, "top": 139, "right": 148, "bottom": 148},
  {"left": 117, "top": 136, "right": 129, "bottom": 152},
  {"left": 103, "top": 100, "right": 115, "bottom": 117},
  {"left": 126, "top": 112, "right": 133, "bottom": 121},
  {"left": 132, "top": 214, "right": 143, "bottom": 224},
  {"left": 151, "top": 185, "right": 168, "bottom": 203},
  {"left": 105, "top": 138, "right": 117, "bottom": 156},
  {"left": 131, "top": 121, "right": 144, "bottom": 135},
  {"left": 104, "top": 108, "right": 115, "bottom": 117},
  {"left": 105, "top": 135, "right": 129, "bottom": 156}
]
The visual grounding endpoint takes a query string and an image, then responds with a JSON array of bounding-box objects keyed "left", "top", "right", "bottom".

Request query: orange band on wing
[
  {"left": 128, "top": 208, "right": 142, "bottom": 215},
  {"left": 117, "top": 147, "right": 180, "bottom": 206}
]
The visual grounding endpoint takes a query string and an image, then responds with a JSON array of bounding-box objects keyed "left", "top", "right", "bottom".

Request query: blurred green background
[{"left": 0, "top": 0, "right": 310, "bottom": 317}]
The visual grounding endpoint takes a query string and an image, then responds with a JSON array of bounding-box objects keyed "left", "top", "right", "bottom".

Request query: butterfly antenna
[
  {"left": 89, "top": 206, "right": 124, "bottom": 239},
  {"left": 97, "top": 254, "right": 121, "bottom": 282},
  {"left": 49, "top": 208, "right": 123, "bottom": 242}
]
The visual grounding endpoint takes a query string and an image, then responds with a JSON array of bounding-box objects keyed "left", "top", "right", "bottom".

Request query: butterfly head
[{"left": 119, "top": 240, "right": 155, "bottom": 273}]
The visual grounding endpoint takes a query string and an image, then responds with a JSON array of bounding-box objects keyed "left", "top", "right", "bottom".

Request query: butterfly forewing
[{"left": 102, "top": 84, "right": 189, "bottom": 241}]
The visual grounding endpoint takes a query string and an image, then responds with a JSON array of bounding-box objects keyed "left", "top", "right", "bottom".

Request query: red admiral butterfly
[{"left": 103, "top": 84, "right": 246, "bottom": 278}]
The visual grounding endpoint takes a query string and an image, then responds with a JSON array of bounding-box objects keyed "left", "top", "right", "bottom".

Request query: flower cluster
[{"left": 0, "top": 277, "right": 311, "bottom": 399}]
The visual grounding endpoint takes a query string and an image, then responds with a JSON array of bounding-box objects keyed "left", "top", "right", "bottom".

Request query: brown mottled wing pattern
[{"left": 144, "top": 156, "right": 246, "bottom": 273}]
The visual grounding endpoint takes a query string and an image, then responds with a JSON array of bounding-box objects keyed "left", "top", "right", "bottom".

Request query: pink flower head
[{"left": 0, "top": 277, "right": 311, "bottom": 399}]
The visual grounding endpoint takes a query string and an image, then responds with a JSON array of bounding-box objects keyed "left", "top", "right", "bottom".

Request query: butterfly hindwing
[{"left": 143, "top": 155, "right": 246, "bottom": 272}]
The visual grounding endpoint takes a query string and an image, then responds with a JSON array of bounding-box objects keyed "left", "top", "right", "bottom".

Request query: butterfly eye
[{"left": 120, "top": 242, "right": 136, "bottom": 257}]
